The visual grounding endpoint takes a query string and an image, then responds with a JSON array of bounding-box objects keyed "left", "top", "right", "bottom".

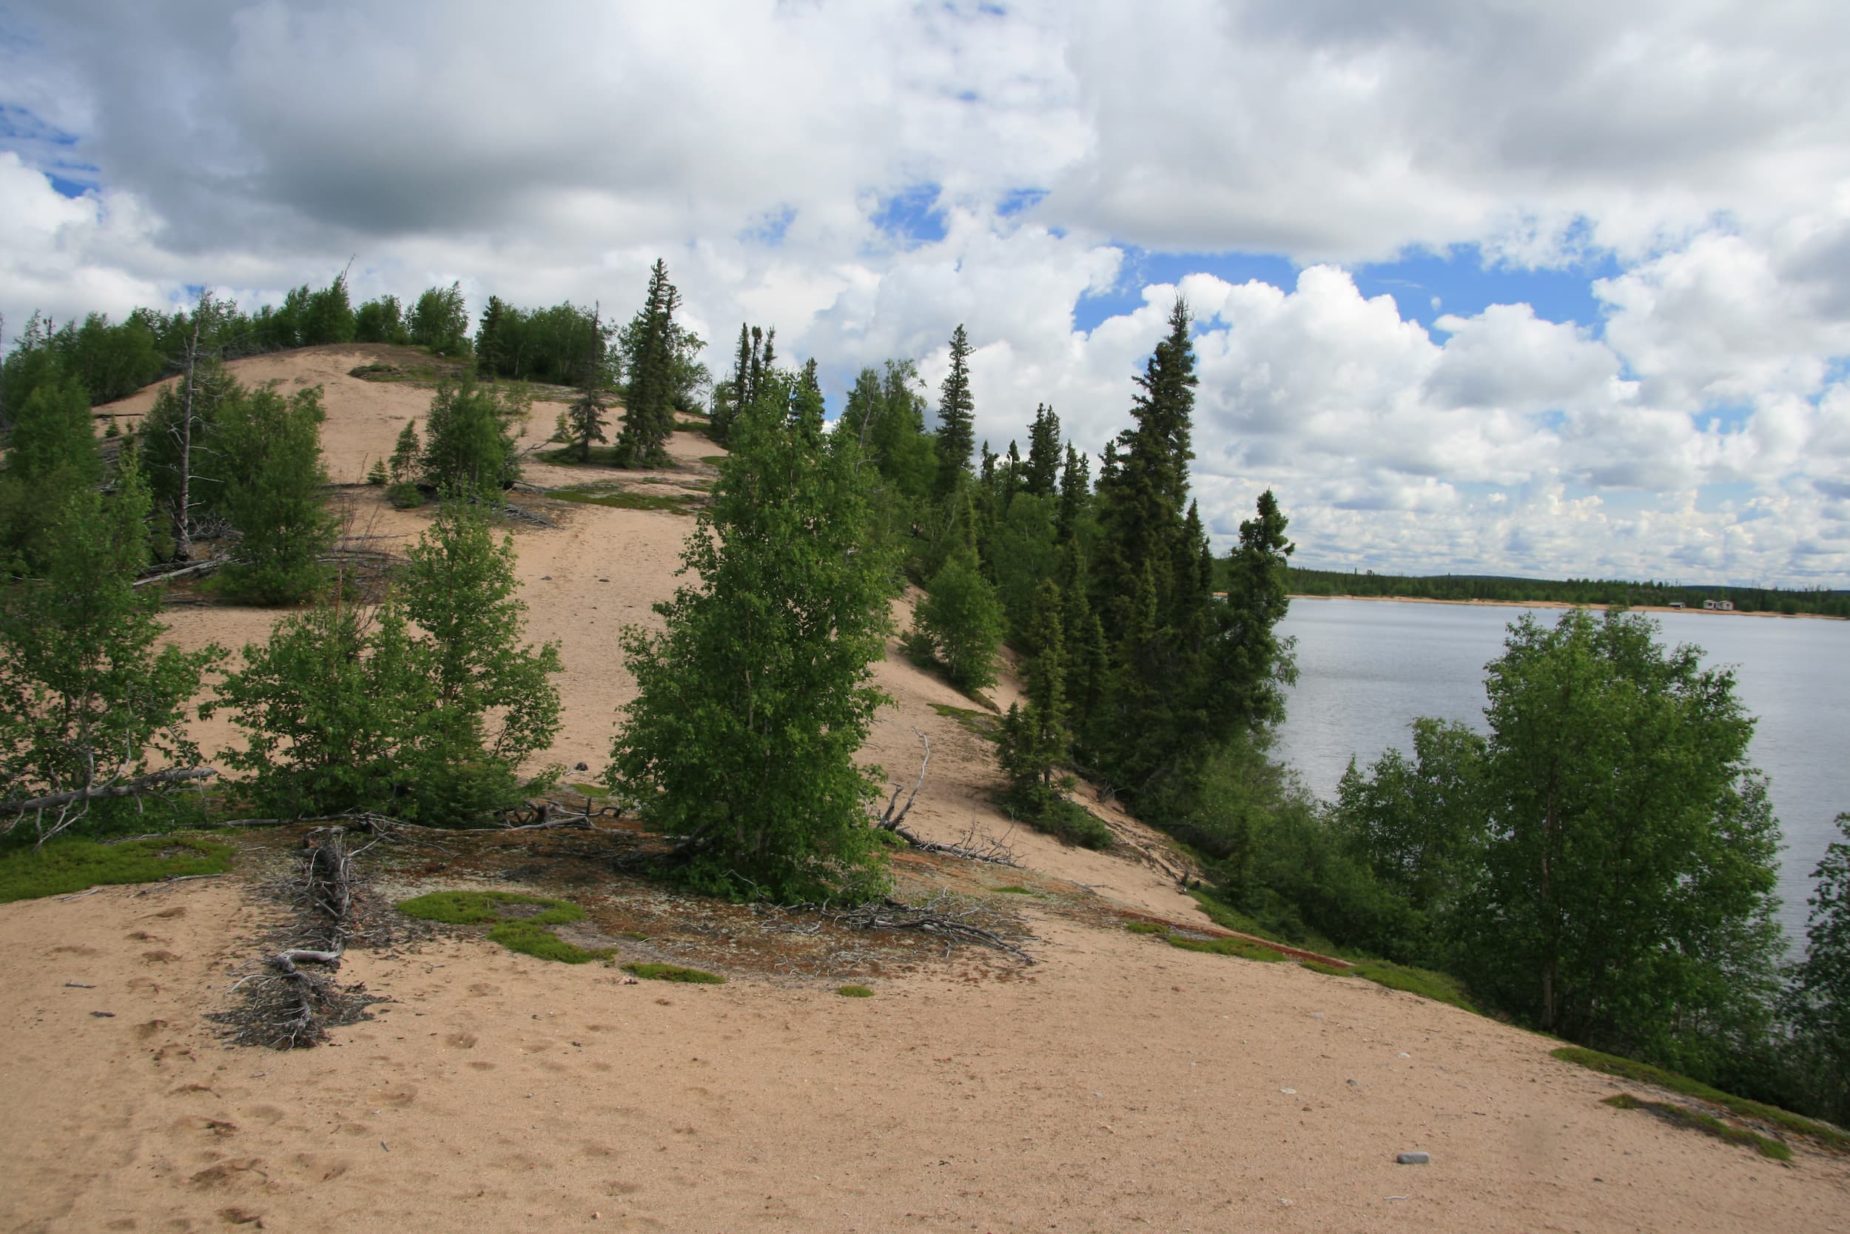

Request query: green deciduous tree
[
  {"left": 913, "top": 543, "right": 1005, "bottom": 693},
  {"left": 1786, "top": 813, "right": 1850, "bottom": 1124},
  {"left": 409, "top": 282, "right": 470, "bottom": 356},
  {"left": 208, "top": 504, "right": 561, "bottom": 822},
  {"left": 215, "top": 384, "right": 339, "bottom": 605},
  {"left": 1333, "top": 717, "right": 1488, "bottom": 951},
  {"left": 1459, "top": 609, "right": 1784, "bottom": 1074},
  {"left": 420, "top": 376, "right": 526, "bottom": 500},
  {"left": 7, "top": 374, "right": 99, "bottom": 489},
  {"left": 607, "top": 370, "right": 895, "bottom": 903},
  {"left": 0, "top": 451, "right": 218, "bottom": 839}
]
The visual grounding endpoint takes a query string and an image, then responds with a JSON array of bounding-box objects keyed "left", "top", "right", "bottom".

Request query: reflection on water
[{"left": 1274, "top": 598, "right": 1850, "bottom": 944}]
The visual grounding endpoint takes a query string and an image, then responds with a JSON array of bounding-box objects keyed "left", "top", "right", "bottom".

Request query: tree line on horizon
[
  {"left": 3, "top": 262, "right": 1848, "bottom": 1129},
  {"left": 1284, "top": 565, "right": 1850, "bottom": 619}
]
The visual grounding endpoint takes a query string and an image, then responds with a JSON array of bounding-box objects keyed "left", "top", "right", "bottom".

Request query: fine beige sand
[{"left": 5, "top": 348, "right": 1849, "bottom": 1232}]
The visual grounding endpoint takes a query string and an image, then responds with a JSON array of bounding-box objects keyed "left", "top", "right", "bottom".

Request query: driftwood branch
[
  {"left": 0, "top": 766, "right": 217, "bottom": 819},
  {"left": 824, "top": 893, "right": 1034, "bottom": 964},
  {"left": 132, "top": 558, "right": 226, "bottom": 588}
]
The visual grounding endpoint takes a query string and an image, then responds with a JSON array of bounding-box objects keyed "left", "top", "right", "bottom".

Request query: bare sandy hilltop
[{"left": 4, "top": 347, "right": 1848, "bottom": 1233}]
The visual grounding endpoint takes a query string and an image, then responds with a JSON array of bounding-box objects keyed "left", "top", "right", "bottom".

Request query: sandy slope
[{"left": 4, "top": 349, "right": 1849, "bottom": 1231}]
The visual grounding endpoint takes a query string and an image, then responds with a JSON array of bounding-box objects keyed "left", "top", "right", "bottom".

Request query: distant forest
[{"left": 1281, "top": 566, "right": 1850, "bottom": 619}]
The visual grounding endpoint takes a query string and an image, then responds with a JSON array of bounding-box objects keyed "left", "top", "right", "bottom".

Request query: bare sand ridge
[{"left": 4, "top": 348, "right": 1848, "bottom": 1232}]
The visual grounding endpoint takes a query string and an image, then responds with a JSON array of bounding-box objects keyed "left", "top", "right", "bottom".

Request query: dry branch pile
[{"left": 221, "top": 826, "right": 383, "bottom": 1049}]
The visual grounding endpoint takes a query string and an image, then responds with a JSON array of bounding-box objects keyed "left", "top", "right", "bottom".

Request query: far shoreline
[{"left": 1288, "top": 593, "right": 1847, "bottom": 621}]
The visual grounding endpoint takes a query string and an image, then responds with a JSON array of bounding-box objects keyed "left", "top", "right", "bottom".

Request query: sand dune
[{"left": 3, "top": 349, "right": 1847, "bottom": 1232}]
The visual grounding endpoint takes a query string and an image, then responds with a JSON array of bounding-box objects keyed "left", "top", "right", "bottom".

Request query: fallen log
[{"left": 0, "top": 767, "right": 217, "bottom": 819}]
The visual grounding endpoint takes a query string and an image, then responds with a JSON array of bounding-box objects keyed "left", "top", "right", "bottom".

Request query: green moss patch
[
  {"left": 1557, "top": 1047, "right": 1849, "bottom": 1152},
  {"left": 835, "top": 984, "right": 874, "bottom": 998},
  {"left": 397, "top": 890, "right": 605, "bottom": 964},
  {"left": 487, "top": 919, "right": 612, "bottom": 964},
  {"left": 1124, "top": 920, "right": 1164, "bottom": 935},
  {"left": 993, "top": 885, "right": 1036, "bottom": 896},
  {"left": 1603, "top": 1094, "right": 1792, "bottom": 1162},
  {"left": 0, "top": 835, "right": 232, "bottom": 904},
  {"left": 397, "top": 889, "right": 583, "bottom": 926},
  {"left": 1299, "top": 959, "right": 1347, "bottom": 976},
  {"left": 622, "top": 962, "right": 725, "bottom": 985}
]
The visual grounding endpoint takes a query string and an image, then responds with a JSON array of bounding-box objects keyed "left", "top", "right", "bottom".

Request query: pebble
[{"left": 1396, "top": 1151, "right": 1431, "bottom": 1165}]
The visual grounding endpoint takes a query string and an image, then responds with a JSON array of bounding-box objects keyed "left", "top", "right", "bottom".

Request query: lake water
[{"left": 1274, "top": 598, "right": 1850, "bottom": 944}]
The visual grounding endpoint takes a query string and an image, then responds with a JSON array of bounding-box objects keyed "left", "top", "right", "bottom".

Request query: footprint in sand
[
  {"left": 47, "top": 944, "right": 100, "bottom": 957},
  {"left": 150, "top": 906, "right": 187, "bottom": 919},
  {"left": 127, "top": 930, "right": 160, "bottom": 942},
  {"left": 467, "top": 1061, "right": 497, "bottom": 1072},
  {"left": 370, "top": 1087, "right": 417, "bottom": 1107},
  {"left": 189, "top": 1158, "right": 265, "bottom": 1189},
  {"left": 468, "top": 982, "right": 499, "bottom": 997},
  {"left": 141, "top": 949, "right": 182, "bottom": 963},
  {"left": 135, "top": 1019, "right": 169, "bottom": 1040},
  {"left": 445, "top": 1031, "right": 478, "bottom": 1049}
]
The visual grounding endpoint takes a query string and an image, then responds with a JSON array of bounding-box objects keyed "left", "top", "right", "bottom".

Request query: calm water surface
[{"left": 1275, "top": 598, "right": 1850, "bottom": 943}]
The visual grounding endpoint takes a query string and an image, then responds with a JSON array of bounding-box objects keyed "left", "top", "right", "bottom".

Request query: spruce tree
[
  {"left": 934, "top": 324, "right": 976, "bottom": 499},
  {"left": 616, "top": 259, "right": 684, "bottom": 466},
  {"left": 1025, "top": 403, "right": 1061, "bottom": 497},
  {"left": 999, "top": 580, "right": 1073, "bottom": 819},
  {"left": 389, "top": 419, "right": 422, "bottom": 484}
]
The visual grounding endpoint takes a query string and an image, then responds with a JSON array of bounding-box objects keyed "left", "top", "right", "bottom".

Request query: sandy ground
[{"left": 4, "top": 349, "right": 1849, "bottom": 1231}]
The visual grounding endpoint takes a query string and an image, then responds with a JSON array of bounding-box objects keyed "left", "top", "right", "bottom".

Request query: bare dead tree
[{"left": 870, "top": 731, "right": 1020, "bottom": 866}]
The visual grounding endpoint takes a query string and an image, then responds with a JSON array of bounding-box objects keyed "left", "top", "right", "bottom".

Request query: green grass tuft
[
  {"left": 835, "top": 984, "right": 875, "bottom": 998},
  {"left": 1299, "top": 959, "right": 1348, "bottom": 976},
  {"left": 487, "top": 919, "right": 612, "bottom": 964},
  {"left": 1556, "top": 1046, "right": 1849, "bottom": 1152},
  {"left": 928, "top": 702, "right": 1000, "bottom": 741},
  {"left": 1124, "top": 920, "right": 1165, "bottom": 935},
  {"left": 549, "top": 485, "right": 699, "bottom": 513},
  {"left": 1603, "top": 1093, "right": 1792, "bottom": 1161},
  {"left": 396, "top": 890, "right": 583, "bottom": 926},
  {"left": 623, "top": 962, "right": 725, "bottom": 985},
  {"left": 1161, "top": 932, "right": 1288, "bottom": 962},
  {"left": 1345, "top": 958, "right": 1478, "bottom": 1013},
  {"left": 0, "top": 834, "right": 232, "bottom": 904},
  {"left": 992, "top": 885, "right": 1035, "bottom": 896}
]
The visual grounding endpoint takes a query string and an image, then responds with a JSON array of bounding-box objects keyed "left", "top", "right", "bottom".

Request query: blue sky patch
[
  {"left": 1355, "top": 243, "right": 1621, "bottom": 331},
  {"left": 873, "top": 183, "right": 947, "bottom": 246}
]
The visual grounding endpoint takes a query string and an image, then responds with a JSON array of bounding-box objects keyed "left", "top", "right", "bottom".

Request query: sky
[{"left": 2, "top": 0, "right": 1848, "bottom": 587}]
